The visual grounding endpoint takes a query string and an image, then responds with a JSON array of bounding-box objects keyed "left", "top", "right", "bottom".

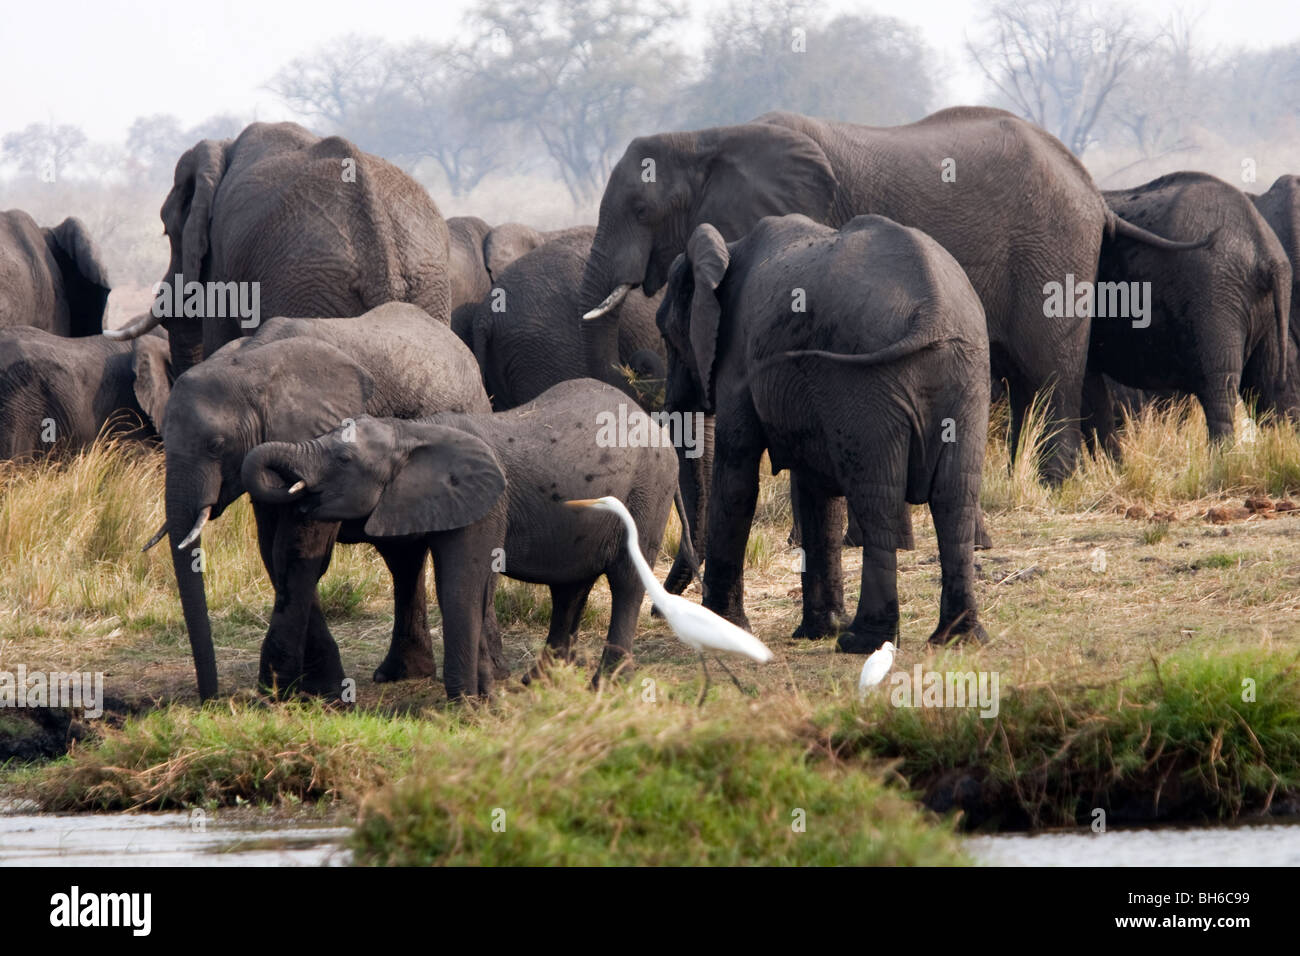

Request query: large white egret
[
  {"left": 857, "top": 641, "right": 896, "bottom": 697},
  {"left": 565, "top": 496, "right": 773, "bottom": 704}
]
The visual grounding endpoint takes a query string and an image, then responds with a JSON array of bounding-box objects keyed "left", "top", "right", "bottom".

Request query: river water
[{"left": 2, "top": 801, "right": 1296, "bottom": 866}]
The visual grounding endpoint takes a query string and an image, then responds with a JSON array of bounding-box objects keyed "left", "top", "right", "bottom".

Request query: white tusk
[
  {"left": 582, "top": 283, "right": 634, "bottom": 320},
  {"left": 176, "top": 506, "right": 211, "bottom": 550},
  {"left": 141, "top": 522, "right": 168, "bottom": 552},
  {"left": 103, "top": 310, "right": 164, "bottom": 341},
  {"left": 287, "top": 480, "right": 306, "bottom": 495}
]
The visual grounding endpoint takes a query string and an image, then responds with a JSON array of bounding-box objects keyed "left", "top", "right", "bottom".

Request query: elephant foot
[
  {"left": 662, "top": 556, "right": 694, "bottom": 596},
  {"left": 703, "top": 598, "right": 750, "bottom": 633},
  {"left": 791, "top": 612, "right": 842, "bottom": 640},
  {"left": 372, "top": 645, "right": 438, "bottom": 684},
  {"left": 593, "top": 646, "right": 634, "bottom": 687},
  {"left": 928, "top": 613, "right": 987, "bottom": 648},
  {"left": 521, "top": 647, "right": 573, "bottom": 686},
  {"left": 835, "top": 620, "right": 899, "bottom": 655}
]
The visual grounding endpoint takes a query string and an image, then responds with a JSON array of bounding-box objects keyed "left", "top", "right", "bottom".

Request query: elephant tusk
[
  {"left": 582, "top": 284, "right": 634, "bottom": 320},
  {"left": 176, "top": 506, "right": 211, "bottom": 550},
  {"left": 287, "top": 480, "right": 306, "bottom": 496},
  {"left": 103, "top": 310, "right": 164, "bottom": 341},
  {"left": 141, "top": 522, "right": 168, "bottom": 552}
]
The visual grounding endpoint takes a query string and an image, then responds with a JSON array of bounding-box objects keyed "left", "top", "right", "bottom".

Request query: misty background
[{"left": 1, "top": 0, "right": 1297, "bottom": 323}]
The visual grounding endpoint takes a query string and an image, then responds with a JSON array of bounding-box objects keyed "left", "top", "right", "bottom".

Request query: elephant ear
[
  {"left": 686, "top": 224, "right": 731, "bottom": 400},
  {"left": 131, "top": 337, "right": 173, "bottom": 434},
  {"left": 693, "top": 124, "right": 838, "bottom": 241},
  {"left": 162, "top": 139, "right": 230, "bottom": 282},
  {"left": 254, "top": 339, "right": 377, "bottom": 442},
  {"left": 483, "top": 223, "right": 544, "bottom": 282},
  {"left": 365, "top": 426, "right": 506, "bottom": 537},
  {"left": 46, "top": 217, "right": 111, "bottom": 335}
]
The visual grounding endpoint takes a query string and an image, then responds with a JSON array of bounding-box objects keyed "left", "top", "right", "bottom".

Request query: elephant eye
[{"left": 634, "top": 201, "right": 650, "bottom": 223}]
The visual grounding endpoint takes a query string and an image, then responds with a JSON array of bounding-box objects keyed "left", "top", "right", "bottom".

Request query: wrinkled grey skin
[
  {"left": 471, "top": 228, "right": 665, "bottom": 411},
  {"left": 447, "top": 217, "right": 592, "bottom": 344},
  {"left": 580, "top": 107, "right": 1208, "bottom": 484},
  {"left": 659, "top": 215, "right": 989, "bottom": 654},
  {"left": 0, "top": 327, "right": 170, "bottom": 459},
  {"left": 1250, "top": 175, "right": 1300, "bottom": 416},
  {"left": 0, "top": 211, "right": 110, "bottom": 336},
  {"left": 1086, "top": 172, "right": 1291, "bottom": 447},
  {"left": 159, "top": 303, "right": 490, "bottom": 701},
  {"left": 107, "top": 122, "right": 452, "bottom": 376},
  {"left": 243, "top": 379, "right": 679, "bottom": 698}
]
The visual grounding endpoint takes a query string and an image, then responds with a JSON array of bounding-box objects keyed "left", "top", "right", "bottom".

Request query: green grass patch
[{"left": 832, "top": 647, "right": 1300, "bottom": 830}]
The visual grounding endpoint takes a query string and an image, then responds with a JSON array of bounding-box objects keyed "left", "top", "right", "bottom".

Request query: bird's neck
[{"left": 619, "top": 513, "right": 671, "bottom": 608}]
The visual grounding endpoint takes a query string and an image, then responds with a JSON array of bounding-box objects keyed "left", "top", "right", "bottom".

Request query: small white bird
[
  {"left": 565, "top": 496, "right": 773, "bottom": 703},
  {"left": 857, "top": 641, "right": 896, "bottom": 697}
]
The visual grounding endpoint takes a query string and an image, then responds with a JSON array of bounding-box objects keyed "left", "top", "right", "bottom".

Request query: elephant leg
[
  {"left": 787, "top": 473, "right": 802, "bottom": 547},
  {"left": 482, "top": 597, "right": 510, "bottom": 682},
  {"left": 1197, "top": 372, "right": 1240, "bottom": 443},
  {"left": 259, "top": 516, "right": 343, "bottom": 698},
  {"left": 926, "top": 460, "right": 986, "bottom": 648},
  {"left": 523, "top": 579, "right": 596, "bottom": 683},
  {"left": 596, "top": 563, "right": 645, "bottom": 683},
  {"left": 974, "top": 509, "right": 993, "bottom": 550},
  {"left": 700, "top": 416, "right": 764, "bottom": 631},
  {"left": 790, "top": 474, "right": 846, "bottom": 639},
  {"left": 371, "top": 540, "right": 437, "bottom": 684},
  {"left": 1081, "top": 369, "right": 1122, "bottom": 459},
  {"left": 430, "top": 528, "right": 494, "bottom": 700},
  {"left": 1008, "top": 365, "right": 1084, "bottom": 485}
]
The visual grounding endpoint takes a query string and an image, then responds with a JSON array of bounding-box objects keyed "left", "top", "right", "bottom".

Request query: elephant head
[
  {"left": 43, "top": 217, "right": 111, "bottom": 336},
  {"left": 655, "top": 223, "right": 734, "bottom": 416},
  {"left": 104, "top": 137, "right": 232, "bottom": 373},
  {"left": 157, "top": 337, "right": 374, "bottom": 700},
  {"left": 241, "top": 416, "right": 506, "bottom": 538},
  {"left": 578, "top": 122, "right": 838, "bottom": 392}
]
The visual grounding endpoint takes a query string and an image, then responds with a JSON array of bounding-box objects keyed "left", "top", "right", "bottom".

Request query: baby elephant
[
  {"left": 658, "top": 214, "right": 990, "bottom": 653},
  {"left": 241, "top": 378, "right": 682, "bottom": 698}
]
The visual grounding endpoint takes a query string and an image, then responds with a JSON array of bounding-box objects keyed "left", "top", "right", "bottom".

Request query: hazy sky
[{"left": 2, "top": 0, "right": 1297, "bottom": 141}]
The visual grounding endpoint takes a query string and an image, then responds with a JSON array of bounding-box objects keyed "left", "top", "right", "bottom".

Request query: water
[
  {"left": 967, "top": 821, "right": 1300, "bottom": 866},
  {"left": 0, "top": 803, "right": 350, "bottom": 866}
]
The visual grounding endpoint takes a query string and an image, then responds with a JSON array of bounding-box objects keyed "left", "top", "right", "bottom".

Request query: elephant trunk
[
  {"left": 241, "top": 441, "right": 321, "bottom": 505},
  {"left": 165, "top": 463, "right": 223, "bottom": 700},
  {"left": 579, "top": 226, "right": 653, "bottom": 397}
]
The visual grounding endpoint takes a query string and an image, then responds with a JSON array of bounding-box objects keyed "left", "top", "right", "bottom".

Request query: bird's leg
[
  {"left": 712, "top": 656, "right": 755, "bottom": 697},
  {"left": 696, "top": 651, "right": 712, "bottom": 708}
]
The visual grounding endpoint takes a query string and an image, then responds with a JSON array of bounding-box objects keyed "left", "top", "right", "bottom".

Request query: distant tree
[
  {"left": 2, "top": 122, "right": 86, "bottom": 181},
  {"left": 967, "top": 0, "right": 1150, "bottom": 155},
  {"left": 126, "top": 113, "right": 247, "bottom": 186},
  {"left": 684, "top": 0, "right": 936, "bottom": 128},
  {"left": 266, "top": 34, "right": 397, "bottom": 130},
  {"left": 459, "top": 0, "right": 688, "bottom": 204}
]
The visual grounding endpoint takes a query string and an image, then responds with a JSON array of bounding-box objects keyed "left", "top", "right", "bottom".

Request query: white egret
[
  {"left": 565, "top": 496, "right": 773, "bottom": 704},
  {"left": 857, "top": 641, "right": 896, "bottom": 697}
]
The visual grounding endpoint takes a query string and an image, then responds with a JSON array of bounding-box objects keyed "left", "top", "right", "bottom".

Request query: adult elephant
[
  {"left": 657, "top": 216, "right": 990, "bottom": 651},
  {"left": 0, "top": 328, "right": 170, "bottom": 460},
  {"left": 0, "top": 211, "right": 110, "bottom": 336},
  {"left": 105, "top": 122, "right": 452, "bottom": 376},
  {"left": 580, "top": 107, "right": 1208, "bottom": 484},
  {"left": 1250, "top": 175, "right": 1300, "bottom": 416},
  {"left": 150, "top": 303, "right": 491, "bottom": 701},
  {"left": 447, "top": 217, "right": 592, "bottom": 344},
  {"left": 1085, "top": 172, "right": 1291, "bottom": 447},
  {"left": 470, "top": 227, "right": 665, "bottom": 410}
]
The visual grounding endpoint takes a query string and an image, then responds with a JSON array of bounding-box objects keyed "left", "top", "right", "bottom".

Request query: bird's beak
[{"left": 564, "top": 499, "right": 599, "bottom": 509}]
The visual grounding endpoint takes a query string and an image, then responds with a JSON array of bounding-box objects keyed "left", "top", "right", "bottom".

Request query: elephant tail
[
  {"left": 470, "top": 310, "right": 492, "bottom": 382},
  {"left": 1271, "top": 259, "right": 1292, "bottom": 384},
  {"left": 747, "top": 322, "right": 957, "bottom": 387},
  {"left": 669, "top": 485, "right": 703, "bottom": 591},
  {"left": 1107, "top": 211, "right": 1217, "bottom": 252}
]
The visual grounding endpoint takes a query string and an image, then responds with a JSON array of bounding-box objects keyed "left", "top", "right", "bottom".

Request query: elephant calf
[
  {"left": 0, "top": 327, "right": 170, "bottom": 460},
  {"left": 658, "top": 214, "right": 990, "bottom": 653},
  {"left": 243, "top": 378, "right": 682, "bottom": 698}
]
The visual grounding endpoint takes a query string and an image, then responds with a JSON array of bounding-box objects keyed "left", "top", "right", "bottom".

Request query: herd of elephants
[{"left": 1, "top": 107, "right": 1297, "bottom": 702}]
